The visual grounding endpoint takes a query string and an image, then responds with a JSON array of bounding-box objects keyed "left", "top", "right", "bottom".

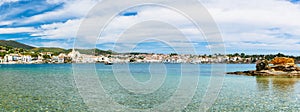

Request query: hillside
[
  {"left": 0, "top": 40, "right": 118, "bottom": 56},
  {"left": 31, "top": 47, "right": 67, "bottom": 53},
  {"left": 0, "top": 40, "right": 35, "bottom": 49},
  {"left": 69, "top": 48, "right": 116, "bottom": 55}
]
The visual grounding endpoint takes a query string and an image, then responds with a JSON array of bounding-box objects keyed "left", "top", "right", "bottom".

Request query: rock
[
  {"left": 227, "top": 57, "right": 300, "bottom": 77},
  {"left": 256, "top": 59, "right": 269, "bottom": 71},
  {"left": 271, "top": 65, "right": 286, "bottom": 71},
  {"left": 270, "top": 57, "right": 295, "bottom": 66},
  {"left": 296, "top": 67, "right": 300, "bottom": 71},
  {"left": 270, "top": 64, "right": 299, "bottom": 72}
]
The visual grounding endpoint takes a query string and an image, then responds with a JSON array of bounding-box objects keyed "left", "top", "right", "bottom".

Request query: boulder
[{"left": 256, "top": 59, "right": 269, "bottom": 71}]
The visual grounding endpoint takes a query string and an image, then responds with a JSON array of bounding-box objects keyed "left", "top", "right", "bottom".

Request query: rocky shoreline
[
  {"left": 227, "top": 70, "right": 300, "bottom": 77},
  {"left": 227, "top": 57, "right": 300, "bottom": 77}
]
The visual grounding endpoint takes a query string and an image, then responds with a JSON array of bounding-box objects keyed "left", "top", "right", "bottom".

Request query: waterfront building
[
  {"left": 68, "top": 49, "right": 81, "bottom": 62},
  {"left": 21, "top": 55, "right": 31, "bottom": 63}
]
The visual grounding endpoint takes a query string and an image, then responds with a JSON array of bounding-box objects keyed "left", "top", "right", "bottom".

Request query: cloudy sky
[{"left": 0, "top": 0, "right": 300, "bottom": 55}]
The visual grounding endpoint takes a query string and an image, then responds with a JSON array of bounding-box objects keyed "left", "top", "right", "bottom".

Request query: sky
[{"left": 0, "top": 0, "right": 300, "bottom": 55}]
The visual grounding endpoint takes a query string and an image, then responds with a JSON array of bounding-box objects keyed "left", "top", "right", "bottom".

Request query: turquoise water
[{"left": 1, "top": 64, "right": 300, "bottom": 111}]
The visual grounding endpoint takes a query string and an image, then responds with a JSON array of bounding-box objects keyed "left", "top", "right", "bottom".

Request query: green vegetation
[
  {"left": 129, "top": 58, "right": 136, "bottom": 62},
  {"left": 31, "top": 47, "right": 67, "bottom": 56},
  {"left": 170, "top": 53, "right": 178, "bottom": 56},
  {"left": 0, "top": 40, "right": 34, "bottom": 49},
  {"left": 0, "top": 40, "right": 116, "bottom": 58},
  {"left": 0, "top": 52, "right": 5, "bottom": 57},
  {"left": 42, "top": 55, "right": 51, "bottom": 59},
  {"left": 70, "top": 48, "right": 116, "bottom": 56}
]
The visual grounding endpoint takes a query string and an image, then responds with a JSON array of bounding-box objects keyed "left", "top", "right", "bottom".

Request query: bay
[{"left": 0, "top": 64, "right": 299, "bottom": 111}]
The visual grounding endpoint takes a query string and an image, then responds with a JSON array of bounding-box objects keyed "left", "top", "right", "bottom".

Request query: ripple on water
[{"left": 1, "top": 64, "right": 300, "bottom": 111}]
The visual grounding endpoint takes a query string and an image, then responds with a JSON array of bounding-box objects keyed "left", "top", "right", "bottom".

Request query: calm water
[{"left": 0, "top": 64, "right": 300, "bottom": 111}]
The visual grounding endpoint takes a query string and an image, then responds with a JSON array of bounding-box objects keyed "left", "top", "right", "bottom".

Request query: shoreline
[{"left": 0, "top": 62, "right": 257, "bottom": 65}]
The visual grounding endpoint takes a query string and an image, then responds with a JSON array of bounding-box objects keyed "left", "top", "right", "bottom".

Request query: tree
[
  {"left": 234, "top": 53, "right": 240, "bottom": 56},
  {"left": 107, "top": 50, "right": 113, "bottom": 54},
  {"left": 138, "top": 56, "right": 145, "bottom": 60},
  {"left": 276, "top": 53, "right": 285, "bottom": 57},
  {"left": 0, "top": 52, "right": 6, "bottom": 58},
  {"left": 8, "top": 50, "right": 14, "bottom": 54},
  {"left": 241, "top": 53, "right": 245, "bottom": 58},
  {"left": 19, "top": 48, "right": 24, "bottom": 52},
  {"left": 129, "top": 58, "right": 136, "bottom": 62},
  {"left": 31, "top": 53, "right": 39, "bottom": 58},
  {"left": 170, "top": 53, "right": 178, "bottom": 56},
  {"left": 227, "top": 54, "right": 233, "bottom": 57},
  {"left": 43, "top": 55, "right": 51, "bottom": 59},
  {"left": 53, "top": 52, "right": 60, "bottom": 56}
]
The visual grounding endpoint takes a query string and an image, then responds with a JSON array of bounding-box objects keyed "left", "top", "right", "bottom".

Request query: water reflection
[
  {"left": 256, "top": 77, "right": 270, "bottom": 91},
  {"left": 256, "top": 76, "right": 300, "bottom": 92}
]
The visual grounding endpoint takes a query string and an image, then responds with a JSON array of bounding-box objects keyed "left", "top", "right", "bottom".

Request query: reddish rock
[{"left": 270, "top": 57, "right": 295, "bottom": 66}]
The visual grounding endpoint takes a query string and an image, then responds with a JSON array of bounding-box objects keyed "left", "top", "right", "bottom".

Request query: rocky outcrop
[
  {"left": 227, "top": 57, "right": 300, "bottom": 77},
  {"left": 270, "top": 57, "right": 295, "bottom": 66},
  {"left": 256, "top": 59, "right": 269, "bottom": 71}
]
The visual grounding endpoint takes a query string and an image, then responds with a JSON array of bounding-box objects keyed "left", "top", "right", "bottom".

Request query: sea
[{"left": 0, "top": 64, "right": 300, "bottom": 111}]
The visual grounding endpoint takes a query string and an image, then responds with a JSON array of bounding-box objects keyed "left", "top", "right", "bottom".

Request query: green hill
[
  {"left": 70, "top": 48, "right": 116, "bottom": 55},
  {"left": 31, "top": 47, "right": 67, "bottom": 53},
  {"left": 0, "top": 40, "right": 117, "bottom": 56},
  {"left": 31, "top": 47, "right": 69, "bottom": 56},
  {"left": 0, "top": 40, "right": 35, "bottom": 49}
]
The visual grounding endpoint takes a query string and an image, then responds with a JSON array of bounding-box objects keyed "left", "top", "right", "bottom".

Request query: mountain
[{"left": 0, "top": 40, "right": 35, "bottom": 49}]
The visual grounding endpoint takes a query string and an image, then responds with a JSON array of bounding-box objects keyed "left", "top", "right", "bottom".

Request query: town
[
  {"left": 0, "top": 48, "right": 297, "bottom": 64},
  {"left": 0, "top": 49, "right": 251, "bottom": 64},
  {"left": 1, "top": 40, "right": 299, "bottom": 64}
]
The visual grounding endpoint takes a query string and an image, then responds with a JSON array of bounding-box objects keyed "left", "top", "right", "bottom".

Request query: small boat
[{"left": 104, "top": 61, "right": 113, "bottom": 65}]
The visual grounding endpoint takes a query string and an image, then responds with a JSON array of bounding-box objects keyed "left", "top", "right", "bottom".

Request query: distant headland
[{"left": 1, "top": 40, "right": 300, "bottom": 64}]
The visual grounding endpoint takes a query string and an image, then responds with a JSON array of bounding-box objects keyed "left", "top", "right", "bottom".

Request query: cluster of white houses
[
  {"left": 0, "top": 50, "right": 110, "bottom": 64},
  {"left": 0, "top": 53, "right": 64, "bottom": 64},
  {"left": 0, "top": 50, "right": 257, "bottom": 64}
]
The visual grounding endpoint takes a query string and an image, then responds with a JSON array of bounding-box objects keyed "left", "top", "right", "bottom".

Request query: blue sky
[{"left": 1, "top": 0, "right": 300, "bottom": 55}]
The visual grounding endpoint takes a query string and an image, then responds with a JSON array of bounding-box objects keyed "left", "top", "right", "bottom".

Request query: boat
[{"left": 104, "top": 61, "right": 113, "bottom": 65}]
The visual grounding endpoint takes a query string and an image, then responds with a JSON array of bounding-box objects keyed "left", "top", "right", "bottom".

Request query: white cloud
[
  {"left": 6, "top": 37, "right": 26, "bottom": 41},
  {"left": 73, "top": 5, "right": 209, "bottom": 50},
  {"left": 45, "top": 0, "right": 69, "bottom": 4},
  {"left": 33, "top": 0, "right": 300, "bottom": 54},
  {"left": 40, "top": 41, "right": 72, "bottom": 48},
  {"left": 0, "top": 0, "right": 19, "bottom": 6},
  {"left": 31, "top": 19, "right": 82, "bottom": 39},
  {"left": 21, "top": 0, "right": 100, "bottom": 24},
  {"left": 0, "top": 27, "right": 37, "bottom": 34},
  {"left": 201, "top": 0, "right": 300, "bottom": 54},
  {"left": 0, "top": 20, "right": 14, "bottom": 26}
]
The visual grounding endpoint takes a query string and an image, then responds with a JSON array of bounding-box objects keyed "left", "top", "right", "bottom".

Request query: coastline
[{"left": 0, "top": 62, "right": 257, "bottom": 65}]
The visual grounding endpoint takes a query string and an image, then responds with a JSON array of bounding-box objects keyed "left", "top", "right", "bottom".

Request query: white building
[
  {"left": 68, "top": 49, "right": 81, "bottom": 62},
  {"left": 4, "top": 54, "right": 18, "bottom": 62},
  {"left": 21, "top": 55, "right": 31, "bottom": 63}
]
